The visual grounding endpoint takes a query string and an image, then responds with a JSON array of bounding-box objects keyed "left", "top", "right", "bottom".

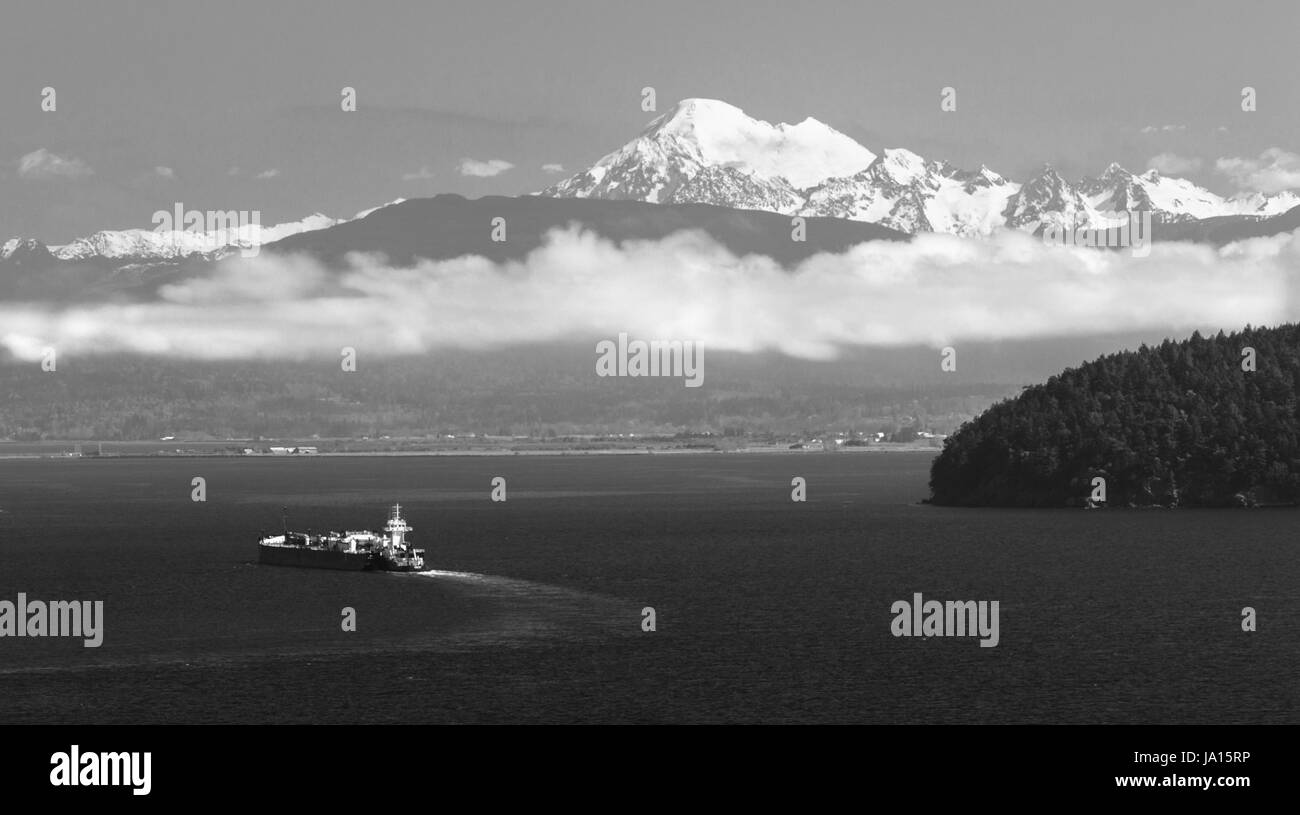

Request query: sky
[{"left": 1, "top": 0, "right": 1298, "bottom": 241}]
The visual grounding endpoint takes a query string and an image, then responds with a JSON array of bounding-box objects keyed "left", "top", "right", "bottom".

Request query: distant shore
[{"left": 0, "top": 439, "right": 944, "bottom": 460}]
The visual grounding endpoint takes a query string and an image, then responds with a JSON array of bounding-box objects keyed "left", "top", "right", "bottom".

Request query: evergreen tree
[{"left": 929, "top": 324, "right": 1300, "bottom": 507}]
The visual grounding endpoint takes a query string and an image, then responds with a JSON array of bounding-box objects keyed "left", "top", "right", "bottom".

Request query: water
[{"left": 0, "top": 453, "right": 1294, "bottom": 723}]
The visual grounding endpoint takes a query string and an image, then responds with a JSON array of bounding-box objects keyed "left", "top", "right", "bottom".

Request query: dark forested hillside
[{"left": 929, "top": 325, "right": 1300, "bottom": 507}]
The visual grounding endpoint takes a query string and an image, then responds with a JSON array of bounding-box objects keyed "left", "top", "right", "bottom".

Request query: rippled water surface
[{"left": 0, "top": 453, "right": 1294, "bottom": 723}]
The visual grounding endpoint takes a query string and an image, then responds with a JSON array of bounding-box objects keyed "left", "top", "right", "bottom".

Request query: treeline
[{"left": 929, "top": 325, "right": 1300, "bottom": 507}]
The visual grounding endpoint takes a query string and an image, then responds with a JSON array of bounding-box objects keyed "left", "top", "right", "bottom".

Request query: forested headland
[{"left": 929, "top": 325, "right": 1300, "bottom": 507}]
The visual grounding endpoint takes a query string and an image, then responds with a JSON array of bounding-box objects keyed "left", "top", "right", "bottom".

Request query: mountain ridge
[
  {"left": 0, "top": 195, "right": 909, "bottom": 301},
  {"left": 6, "top": 97, "right": 1300, "bottom": 268},
  {"left": 0, "top": 201, "right": 408, "bottom": 268},
  {"left": 541, "top": 98, "right": 1300, "bottom": 235}
]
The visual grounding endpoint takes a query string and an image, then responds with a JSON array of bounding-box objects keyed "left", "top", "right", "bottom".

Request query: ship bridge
[{"left": 384, "top": 503, "right": 413, "bottom": 550}]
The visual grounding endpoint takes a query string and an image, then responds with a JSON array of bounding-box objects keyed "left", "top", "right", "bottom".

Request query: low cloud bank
[{"left": 2, "top": 226, "right": 1298, "bottom": 361}]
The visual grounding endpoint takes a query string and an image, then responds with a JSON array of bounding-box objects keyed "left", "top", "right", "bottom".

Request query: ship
[{"left": 257, "top": 504, "right": 425, "bottom": 572}]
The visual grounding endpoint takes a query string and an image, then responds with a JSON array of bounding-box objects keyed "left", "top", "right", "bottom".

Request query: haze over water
[{"left": 0, "top": 453, "right": 1292, "bottom": 724}]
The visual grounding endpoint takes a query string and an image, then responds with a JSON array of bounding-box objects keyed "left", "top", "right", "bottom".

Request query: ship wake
[{"left": 411, "top": 570, "right": 634, "bottom": 645}]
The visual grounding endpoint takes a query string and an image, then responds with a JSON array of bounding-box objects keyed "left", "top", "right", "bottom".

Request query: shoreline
[{"left": 0, "top": 443, "right": 944, "bottom": 460}]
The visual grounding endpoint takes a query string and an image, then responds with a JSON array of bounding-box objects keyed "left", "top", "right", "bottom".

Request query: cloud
[
  {"left": 541, "top": 163, "right": 566, "bottom": 174},
  {"left": 1146, "top": 153, "right": 1202, "bottom": 175},
  {"left": 131, "top": 165, "right": 177, "bottom": 186},
  {"left": 1140, "top": 124, "right": 1186, "bottom": 134},
  {"left": 3, "top": 226, "right": 1300, "bottom": 363},
  {"left": 227, "top": 167, "right": 242, "bottom": 176},
  {"left": 458, "top": 158, "right": 514, "bottom": 178},
  {"left": 1215, "top": 148, "right": 1300, "bottom": 194},
  {"left": 17, "top": 148, "right": 94, "bottom": 180},
  {"left": 401, "top": 166, "right": 436, "bottom": 181},
  {"left": 254, "top": 169, "right": 281, "bottom": 180}
]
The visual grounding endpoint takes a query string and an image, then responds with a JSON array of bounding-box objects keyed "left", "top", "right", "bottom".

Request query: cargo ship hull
[
  {"left": 258, "top": 505, "right": 425, "bottom": 572},
  {"left": 258, "top": 543, "right": 372, "bottom": 571}
]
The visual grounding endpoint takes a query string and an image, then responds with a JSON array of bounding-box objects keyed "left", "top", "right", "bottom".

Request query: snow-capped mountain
[
  {"left": 0, "top": 237, "right": 55, "bottom": 267},
  {"left": 1077, "top": 163, "right": 1297, "bottom": 220},
  {"left": 544, "top": 98, "right": 875, "bottom": 211},
  {"left": 1001, "top": 166, "right": 1092, "bottom": 232},
  {"left": 798, "top": 149, "right": 1020, "bottom": 235},
  {"left": 47, "top": 213, "right": 341, "bottom": 262},
  {"left": 541, "top": 98, "right": 1300, "bottom": 235},
  {"left": 2, "top": 201, "right": 410, "bottom": 269},
  {"left": 353, "top": 198, "right": 407, "bottom": 220}
]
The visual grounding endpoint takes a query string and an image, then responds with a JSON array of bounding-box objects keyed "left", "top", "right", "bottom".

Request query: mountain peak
[
  {"left": 878, "top": 148, "right": 928, "bottom": 183},
  {"left": 641, "top": 98, "right": 876, "bottom": 189},
  {"left": 645, "top": 98, "right": 741, "bottom": 134},
  {"left": 542, "top": 97, "right": 876, "bottom": 203},
  {"left": 662, "top": 96, "right": 740, "bottom": 116},
  {"left": 1028, "top": 164, "right": 1065, "bottom": 183},
  {"left": 2, "top": 237, "right": 35, "bottom": 259},
  {"left": 1, "top": 237, "right": 53, "bottom": 265}
]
